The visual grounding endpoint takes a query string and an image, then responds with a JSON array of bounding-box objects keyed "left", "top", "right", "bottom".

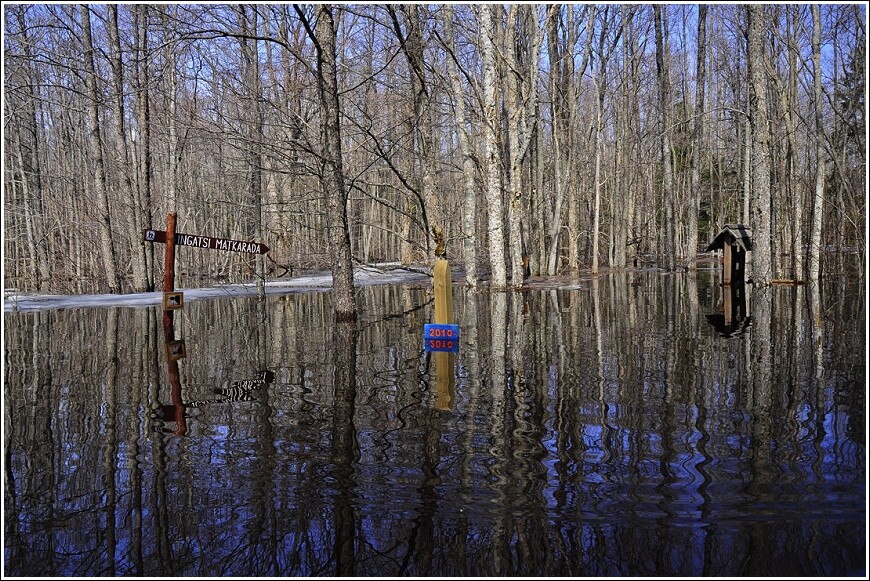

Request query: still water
[{"left": 3, "top": 271, "right": 865, "bottom": 577}]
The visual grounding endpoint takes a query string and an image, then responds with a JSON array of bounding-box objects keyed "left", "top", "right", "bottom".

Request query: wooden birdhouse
[{"left": 706, "top": 224, "right": 752, "bottom": 286}]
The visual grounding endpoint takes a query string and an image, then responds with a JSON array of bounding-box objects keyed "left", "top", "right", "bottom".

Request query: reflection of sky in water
[{"left": 3, "top": 271, "right": 865, "bottom": 577}]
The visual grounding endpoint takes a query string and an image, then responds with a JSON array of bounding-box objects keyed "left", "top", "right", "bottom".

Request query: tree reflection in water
[{"left": 3, "top": 270, "right": 865, "bottom": 577}]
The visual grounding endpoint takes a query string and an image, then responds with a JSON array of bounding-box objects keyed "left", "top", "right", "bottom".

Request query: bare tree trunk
[
  {"left": 747, "top": 5, "right": 773, "bottom": 286},
  {"left": 81, "top": 4, "right": 121, "bottom": 293},
  {"left": 108, "top": 6, "right": 149, "bottom": 292},
  {"left": 305, "top": 5, "right": 357, "bottom": 319},
  {"left": 481, "top": 5, "right": 506, "bottom": 287},
  {"left": 687, "top": 4, "right": 707, "bottom": 269},
  {"left": 545, "top": 6, "right": 591, "bottom": 276},
  {"left": 613, "top": 6, "right": 633, "bottom": 270},
  {"left": 655, "top": 6, "right": 675, "bottom": 271},
  {"left": 12, "top": 128, "right": 42, "bottom": 290},
  {"left": 742, "top": 116, "right": 751, "bottom": 225},
  {"left": 442, "top": 6, "right": 478, "bottom": 286},
  {"left": 808, "top": 5, "right": 825, "bottom": 284},
  {"left": 238, "top": 6, "right": 266, "bottom": 297},
  {"left": 11, "top": 6, "right": 49, "bottom": 289},
  {"left": 591, "top": 75, "right": 604, "bottom": 275},
  {"left": 775, "top": 7, "right": 803, "bottom": 281},
  {"left": 132, "top": 5, "right": 154, "bottom": 290},
  {"left": 505, "top": 5, "right": 542, "bottom": 287},
  {"left": 544, "top": 7, "right": 566, "bottom": 276}
]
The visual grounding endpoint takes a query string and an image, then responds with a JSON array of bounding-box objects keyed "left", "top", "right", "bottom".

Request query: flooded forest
[
  {"left": 3, "top": 4, "right": 865, "bottom": 294},
  {"left": 3, "top": 4, "right": 867, "bottom": 578}
]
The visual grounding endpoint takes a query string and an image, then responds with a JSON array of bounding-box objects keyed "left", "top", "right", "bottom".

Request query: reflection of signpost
[
  {"left": 231, "top": 370, "right": 275, "bottom": 389},
  {"left": 166, "top": 339, "right": 186, "bottom": 361},
  {"left": 163, "top": 291, "right": 183, "bottom": 310},
  {"left": 143, "top": 229, "right": 270, "bottom": 255}
]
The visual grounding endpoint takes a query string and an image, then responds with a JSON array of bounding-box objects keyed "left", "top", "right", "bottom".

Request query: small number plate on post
[{"left": 424, "top": 324, "right": 460, "bottom": 352}]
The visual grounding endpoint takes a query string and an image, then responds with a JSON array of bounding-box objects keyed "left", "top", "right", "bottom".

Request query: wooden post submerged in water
[
  {"left": 163, "top": 212, "right": 177, "bottom": 294},
  {"left": 431, "top": 258, "right": 456, "bottom": 410},
  {"left": 434, "top": 259, "right": 453, "bottom": 324}
]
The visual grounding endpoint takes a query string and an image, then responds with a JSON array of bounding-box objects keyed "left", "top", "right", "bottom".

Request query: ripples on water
[{"left": 3, "top": 271, "right": 866, "bottom": 576}]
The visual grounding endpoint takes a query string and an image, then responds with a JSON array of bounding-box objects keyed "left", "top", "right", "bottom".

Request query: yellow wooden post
[
  {"left": 433, "top": 258, "right": 453, "bottom": 324},
  {"left": 433, "top": 258, "right": 455, "bottom": 410}
]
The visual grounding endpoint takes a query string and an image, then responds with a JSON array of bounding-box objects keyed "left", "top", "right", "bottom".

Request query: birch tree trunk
[
  {"left": 81, "top": 4, "right": 121, "bottom": 293},
  {"left": 591, "top": 75, "right": 604, "bottom": 275},
  {"left": 775, "top": 7, "right": 803, "bottom": 281},
  {"left": 11, "top": 6, "right": 50, "bottom": 289}
]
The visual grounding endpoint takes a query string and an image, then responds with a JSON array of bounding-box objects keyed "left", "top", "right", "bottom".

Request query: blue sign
[{"left": 424, "top": 324, "right": 460, "bottom": 352}]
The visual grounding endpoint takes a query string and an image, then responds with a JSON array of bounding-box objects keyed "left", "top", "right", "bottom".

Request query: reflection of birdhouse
[
  {"left": 706, "top": 224, "right": 752, "bottom": 286},
  {"left": 707, "top": 283, "right": 752, "bottom": 337}
]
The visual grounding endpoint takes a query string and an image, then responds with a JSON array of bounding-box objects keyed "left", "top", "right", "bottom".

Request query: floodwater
[{"left": 3, "top": 270, "right": 866, "bottom": 577}]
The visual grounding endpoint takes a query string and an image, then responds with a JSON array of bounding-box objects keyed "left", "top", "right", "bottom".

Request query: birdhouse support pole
[{"left": 723, "top": 243, "right": 732, "bottom": 286}]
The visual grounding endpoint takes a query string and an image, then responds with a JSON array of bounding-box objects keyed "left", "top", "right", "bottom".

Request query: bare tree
[
  {"left": 747, "top": 5, "right": 772, "bottom": 286},
  {"left": 299, "top": 4, "right": 356, "bottom": 319},
  {"left": 505, "top": 4, "right": 543, "bottom": 287},
  {"left": 808, "top": 5, "right": 825, "bottom": 284},
  {"left": 654, "top": 5, "right": 675, "bottom": 271},
  {"left": 441, "top": 6, "right": 478, "bottom": 286},
  {"left": 687, "top": 5, "right": 707, "bottom": 269},
  {"left": 81, "top": 4, "right": 121, "bottom": 292},
  {"left": 481, "top": 5, "right": 506, "bottom": 287},
  {"left": 132, "top": 4, "right": 155, "bottom": 290},
  {"left": 107, "top": 6, "right": 150, "bottom": 292}
]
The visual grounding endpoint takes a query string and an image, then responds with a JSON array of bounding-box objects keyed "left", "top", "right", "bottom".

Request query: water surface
[{"left": 3, "top": 271, "right": 865, "bottom": 576}]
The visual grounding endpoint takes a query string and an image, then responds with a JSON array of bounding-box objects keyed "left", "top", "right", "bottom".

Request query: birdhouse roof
[{"left": 705, "top": 224, "right": 753, "bottom": 252}]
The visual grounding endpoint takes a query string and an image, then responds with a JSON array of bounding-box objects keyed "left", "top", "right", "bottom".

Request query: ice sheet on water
[{"left": 4, "top": 263, "right": 430, "bottom": 313}]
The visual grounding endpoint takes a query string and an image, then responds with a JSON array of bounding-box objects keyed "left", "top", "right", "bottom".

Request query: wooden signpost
[
  {"left": 153, "top": 213, "right": 276, "bottom": 436},
  {"left": 144, "top": 229, "right": 270, "bottom": 255},
  {"left": 425, "top": 259, "right": 458, "bottom": 352},
  {"left": 426, "top": 258, "right": 457, "bottom": 410},
  {"left": 146, "top": 215, "right": 271, "bottom": 314}
]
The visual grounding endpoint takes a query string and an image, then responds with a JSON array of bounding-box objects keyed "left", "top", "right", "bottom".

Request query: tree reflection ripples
[{"left": 3, "top": 271, "right": 865, "bottom": 576}]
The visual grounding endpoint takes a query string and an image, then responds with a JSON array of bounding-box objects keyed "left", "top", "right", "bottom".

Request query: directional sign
[
  {"left": 143, "top": 229, "right": 269, "bottom": 255},
  {"left": 424, "top": 323, "right": 460, "bottom": 352}
]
